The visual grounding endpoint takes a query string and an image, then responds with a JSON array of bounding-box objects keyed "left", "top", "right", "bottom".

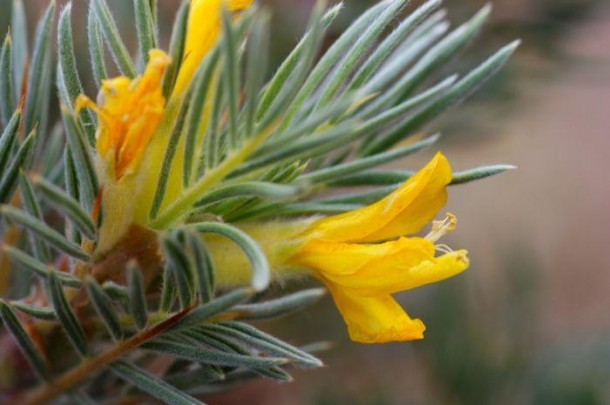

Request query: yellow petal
[
  {"left": 293, "top": 237, "right": 432, "bottom": 277},
  {"left": 304, "top": 152, "right": 452, "bottom": 243},
  {"left": 76, "top": 49, "right": 171, "bottom": 180},
  {"left": 324, "top": 282, "right": 426, "bottom": 343},
  {"left": 293, "top": 238, "right": 469, "bottom": 296},
  {"left": 172, "top": 0, "right": 252, "bottom": 97}
]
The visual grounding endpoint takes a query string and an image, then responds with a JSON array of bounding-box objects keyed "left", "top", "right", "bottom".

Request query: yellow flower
[
  {"left": 75, "top": 1, "right": 254, "bottom": 256},
  {"left": 172, "top": 0, "right": 253, "bottom": 97},
  {"left": 75, "top": 50, "right": 171, "bottom": 256},
  {"left": 288, "top": 152, "right": 469, "bottom": 343},
  {"left": 205, "top": 153, "right": 469, "bottom": 343},
  {"left": 76, "top": 50, "right": 171, "bottom": 181}
]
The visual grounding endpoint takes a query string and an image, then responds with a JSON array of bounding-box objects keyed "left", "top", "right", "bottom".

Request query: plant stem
[
  {"left": 150, "top": 123, "right": 277, "bottom": 229},
  {"left": 23, "top": 306, "right": 193, "bottom": 405}
]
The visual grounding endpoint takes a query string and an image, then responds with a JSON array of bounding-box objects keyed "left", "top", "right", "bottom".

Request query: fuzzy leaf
[
  {"left": 0, "top": 206, "right": 89, "bottom": 261},
  {"left": 142, "top": 339, "right": 288, "bottom": 369},
  {"left": 300, "top": 134, "right": 440, "bottom": 185},
  {"left": 204, "top": 323, "right": 322, "bottom": 368},
  {"left": 186, "top": 233, "right": 215, "bottom": 303},
  {"left": 0, "top": 129, "right": 36, "bottom": 204},
  {"left": 346, "top": 0, "right": 442, "bottom": 92},
  {"left": 91, "top": 0, "right": 137, "bottom": 77},
  {"left": 33, "top": 175, "right": 97, "bottom": 240},
  {"left": 63, "top": 148, "right": 83, "bottom": 244},
  {"left": 363, "top": 40, "right": 521, "bottom": 154},
  {"left": 314, "top": 0, "right": 409, "bottom": 110},
  {"left": 162, "top": 0, "right": 189, "bottom": 98},
  {"left": 134, "top": 0, "right": 157, "bottom": 67},
  {"left": 58, "top": 3, "right": 96, "bottom": 144},
  {"left": 0, "top": 34, "right": 15, "bottom": 126},
  {"left": 163, "top": 236, "right": 196, "bottom": 309},
  {"left": 87, "top": 6, "right": 108, "bottom": 86},
  {"left": 10, "top": 0, "right": 28, "bottom": 101},
  {"left": 48, "top": 270, "right": 88, "bottom": 356},
  {"left": 149, "top": 97, "right": 191, "bottom": 220},
  {"left": 111, "top": 361, "right": 204, "bottom": 405},
  {"left": 60, "top": 106, "right": 99, "bottom": 211},
  {"left": 167, "top": 288, "right": 254, "bottom": 333},
  {"left": 160, "top": 263, "right": 178, "bottom": 313},
  {"left": 0, "top": 300, "right": 49, "bottom": 380},
  {"left": 195, "top": 182, "right": 299, "bottom": 208},
  {"left": 19, "top": 173, "right": 51, "bottom": 262},
  {"left": 24, "top": 1, "right": 55, "bottom": 135},
  {"left": 193, "top": 222, "right": 269, "bottom": 291},
  {"left": 127, "top": 261, "right": 148, "bottom": 329},
  {"left": 182, "top": 49, "right": 221, "bottom": 186},
  {"left": 233, "top": 288, "right": 327, "bottom": 321},
  {"left": 451, "top": 164, "right": 518, "bottom": 185},
  {"left": 86, "top": 277, "right": 124, "bottom": 341},
  {"left": 2, "top": 246, "right": 82, "bottom": 287},
  {"left": 0, "top": 110, "right": 20, "bottom": 175},
  {"left": 257, "top": 1, "right": 341, "bottom": 121},
  {"left": 10, "top": 301, "right": 57, "bottom": 321}
]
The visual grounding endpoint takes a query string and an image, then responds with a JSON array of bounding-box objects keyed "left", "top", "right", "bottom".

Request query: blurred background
[{"left": 2, "top": 0, "right": 610, "bottom": 403}]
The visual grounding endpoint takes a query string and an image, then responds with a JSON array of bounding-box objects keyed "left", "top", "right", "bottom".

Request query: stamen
[
  {"left": 425, "top": 212, "right": 457, "bottom": 243},
  {"left": 435, "top": 244, "right": 454, "bottom": 254}
]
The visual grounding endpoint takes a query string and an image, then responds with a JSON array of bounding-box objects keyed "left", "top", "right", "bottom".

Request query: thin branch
[{"left": 23, "top": 306, "right": 194, "bottom": 405}]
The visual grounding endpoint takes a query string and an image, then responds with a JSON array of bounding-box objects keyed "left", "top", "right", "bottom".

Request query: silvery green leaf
[
  {"left": 162, "top": 0, "right": 189, "bottom": 98},
  {"left": 86, "top": 277, "right": 123, "bottom": 341},
  {"left": 0, "top": 300, "right": 49, "bottom": 380},
  {"left": 87, "top": 5, "right": 108, "bottom": 86},
  {"left": 127, "top": 261, "right": 148, "bottom": 329},
  {"left": 91, "top": 0, "right": 137, "bottom": 77},
  {"left": 0, "top": 129, "right": 35, "bottom": 204},
  {"left": 111, "top": 361, "right": 204, "bottom": 405},
  {"left": 363, "top": 40, "right": 521, "bottom": 154},
  {"left": 0, "top": 206, "right": 89, "bottom": 261},
  {"left": 346, "top": 0, "right": 442, "bottom": 93},
  {"left": 60, "top": 106, "right": 99, "bottom": 211},
  {"left": 166, "top": 288, "right": 253, "bottom": 333},
  {"left": 451, "top": 164, "right": 518, "bottom": 185},
  {"left": 278, "top": 0, "right": 392, "bottom": 130},
  {"left": 204, "top": 322, "right": 323, "bottom": 368},
  {"left": 0, "top": 34, "right": 14, "bottom": 127},
  {"left": 10, "top": 301, "right": 57, "bottom": 321},
  {"left": 142, "top": 339, "right": 288, "bottom": 369},
  {"left": 163, "top": 236, "right": 196, "bottom": 309},
  {"left": 58, "top": 3, "right": 96, "bottom": 144},
  {"left": 10, "top": 0, "right": 28, "bottom": 101},
  {"left": 256, "top": 1, "right": 340, "bottom": 122},
  {"left": 34, "top": 175, "right": 97, "bottom": 240},
  {"left": 149, "top": 94, "right": 191, "bottom": 220},
  {"left": 186, "top": 232, "right": 215, "bottom": 303},
  {"left": 314, "top": 0, "right": 409, "bottom": 110},
  {"left": 299, "top": 133, "right": 440, "bottom": 185},
  {"left": 2, "top": 245, "right": 82, "bottom": 287},
  {"left": 193, "top": 222, "right": 269, "bottom": 291},
  {"left": 134, "top": 0, "right": 157, "bottom": 67},
  {"left": 233, "top": 288, "right": 327, "bottom": 321},
  {"left": 24, "top": 1, "right": 55, "bottom": 135},
  {"left": 0, "top": 110, "right": 20, "bottom": 174},
  {"left": 195, "top": 182, "right": 299, "bottom": 208},
  {"left": 19, "top": 172, "right": 51, "bottom": 262},
  {"left": 48, "top": 270, "right": 88, "bottom": 356}
]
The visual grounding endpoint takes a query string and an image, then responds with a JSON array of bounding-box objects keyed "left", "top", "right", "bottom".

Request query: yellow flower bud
[{"left": 172, "top": 0, "right": 253, "bottom": 97}]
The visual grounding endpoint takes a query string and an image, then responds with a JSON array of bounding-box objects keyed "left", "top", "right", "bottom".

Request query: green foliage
[{"left": 0, "top": 0, "right": 517, "bottom": 403}]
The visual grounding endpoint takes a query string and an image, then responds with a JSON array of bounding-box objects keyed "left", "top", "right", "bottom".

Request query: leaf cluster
[{"left": 0, "top": 0, "right": 517, "bottom": 403}]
